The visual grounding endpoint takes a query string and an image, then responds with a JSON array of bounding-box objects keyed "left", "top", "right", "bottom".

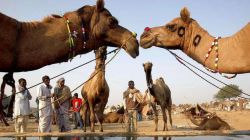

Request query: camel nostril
[{"left": 144, "top": 27, "right": 151, "bottom": 32}]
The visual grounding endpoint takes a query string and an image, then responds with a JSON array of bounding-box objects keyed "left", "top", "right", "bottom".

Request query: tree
[{"left": 214, "top": 84, "right": 242, "bottom": 100}]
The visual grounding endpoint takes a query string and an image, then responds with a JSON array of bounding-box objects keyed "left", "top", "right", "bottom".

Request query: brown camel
[
  {"left": 143, "top": 62, "right": 172, "bottom": 131},
  {"left": 183, "top": 104, "right": 231, "bottom": 130},
  {"left": 103, "top": 107, "right": 124, "bottom": 123},
  {"left": 140, "top": 7, "right": 250, "bottom": 74},
  {"left": 81, "top": 46, "right": 109, "bottom": 132},
  {"left": 0, "top": 0, "right": 139, "bottom": 126}
]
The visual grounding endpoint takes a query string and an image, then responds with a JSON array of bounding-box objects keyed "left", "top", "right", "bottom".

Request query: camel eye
[{"left": 166, "top": 24, "right": 177, "bottom": 32}]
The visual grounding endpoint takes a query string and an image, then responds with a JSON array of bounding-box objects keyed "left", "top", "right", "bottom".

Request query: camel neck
[
  {"left": 145, "top": 69, "right": 155, "bottom": 96},
  {"left": 182, "top": 22, "right": 250, "bottom": 74},
  {"left": 183, "top": 21, "right": 214, "bottom": 65}
]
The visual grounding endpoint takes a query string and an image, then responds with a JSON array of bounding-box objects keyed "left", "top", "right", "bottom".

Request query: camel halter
[
  {"left": 121, "top": 32, "right": 137, "bottom": 50},
  {"left": 204, "top": 37, "right": 237, "bottom": 79}
]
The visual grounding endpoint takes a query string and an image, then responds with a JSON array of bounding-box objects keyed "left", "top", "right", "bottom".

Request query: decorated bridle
[{"left": 64, "top": 16, "right": 87, "bottom": 61}]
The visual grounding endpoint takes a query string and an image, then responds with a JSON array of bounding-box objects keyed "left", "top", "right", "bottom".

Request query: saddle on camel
[
  {"left": 183, "top": 104, "right": 231, "bottom": 130},
  {"left": 140, "top": 7, "right": 250, "bottom": 77},
  {"left": 0, "top": 0, "right": 139, "bottom": 126}
]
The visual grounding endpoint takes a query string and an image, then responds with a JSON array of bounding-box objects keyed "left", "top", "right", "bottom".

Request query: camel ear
[
  {"left": 96, "top": 0, "right": 104, "bottom": 12},
  {"left": 143, "top": 63, "right": 145, "bottom": 67},
  {"left": 180, "top": 7, "right": 190, "bottom": 23}
]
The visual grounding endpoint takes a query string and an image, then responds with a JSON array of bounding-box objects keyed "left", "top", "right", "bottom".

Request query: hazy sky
[{"left": 0, "top": 0, "right": 250, "bottom": 107}]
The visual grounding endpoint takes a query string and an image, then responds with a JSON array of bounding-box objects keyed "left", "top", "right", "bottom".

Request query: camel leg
[
  {"left": 0, "top": 80, "right": 9, "bottom": 126},
  {"left": 161, "top": 106, "right": 168, "bottom": 131},
  {"left": 97, "top": 101, "right": 107, "bottom": 132},
  {"left": 82, "top": 104, "right": 88, "bottom": 132},
  {"left": 151, "top": 103, "right": 158, "bottom": 131},
  {"left": 7, "top": 86, "right": 15, "bottom": 117},
  {"left": 167, "top": 106, "right": 173, "bottom": 127},
  {"left": 89, "top": 102, "right": 95, "bottom": 132}
]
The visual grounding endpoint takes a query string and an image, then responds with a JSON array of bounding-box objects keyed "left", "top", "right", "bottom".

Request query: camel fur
[
  {"left": 81, "top": 46, "right": 109, "bottom": 132},
  {"left": 143, "top": 62, "right": 172, "bottom": 131},
  {"left": 0, "top": 0, "right": 139, "bottom": 72},
  {"left": 0, "top": 0, "right": 139, "bottom": 126},
  {"left": 140, "top": 7, "right": 250, "bottom": 74}
]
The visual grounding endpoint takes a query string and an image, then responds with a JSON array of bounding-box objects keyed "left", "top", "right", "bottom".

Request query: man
[
  {"left": 123, "top": 80, "right": 143, "bottom": 132},
  {"left": 71, "top": 93, "right": 83, "bottom": 129},
  {"left": 37, "top": 75, "right": 54, "bottom": 133},
  {"left": 13, "top": 78, "right": 32, "bottom": 133},
  {"left": 53, "top": 77, "right": 71, "bottom": 132}
]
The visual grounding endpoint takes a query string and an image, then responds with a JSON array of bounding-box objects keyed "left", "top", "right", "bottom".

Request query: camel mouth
[
  {"left": 123, "top": 38, "right": 139, "bottom": 58},
  {"left": 140, "top": 33, "right": 155, "bottom": 49}
]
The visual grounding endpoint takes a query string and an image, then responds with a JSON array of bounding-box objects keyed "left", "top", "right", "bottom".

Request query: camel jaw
[{"left": 123, "top": 39, "right": 139, "bottom": 58}]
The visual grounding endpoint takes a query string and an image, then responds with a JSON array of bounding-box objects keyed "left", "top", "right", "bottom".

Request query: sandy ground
[{"left": 0, "top": 110, "right": 250, "bottom": 137}]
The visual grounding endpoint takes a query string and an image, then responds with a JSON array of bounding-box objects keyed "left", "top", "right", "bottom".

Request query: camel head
[
  {"left": 94, "top": 46, "right": 107, "bottom": 69},
  {"left": 77, "top": 0, "right": 139, "bottom": 58},
  {"left": 143, "top": 62, "right": 153, "bottom": 87},
  {"left": 143, "top": 62, "right": 153, "bottom": 74},
  {"left": 140, "top": 7, "right": 192, "bottom": 50}
]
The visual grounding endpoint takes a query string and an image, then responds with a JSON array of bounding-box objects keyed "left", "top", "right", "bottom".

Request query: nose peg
[{"left": 144, "top": 27, "right": 151, "bottom": 32}]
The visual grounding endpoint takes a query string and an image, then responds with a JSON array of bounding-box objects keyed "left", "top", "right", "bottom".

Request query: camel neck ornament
[
  {"left": 140, "top": 7, "right": 250, "bottom": 78},
  {"left": 204, "top": 37, "right": 237, "bottom": 79}
]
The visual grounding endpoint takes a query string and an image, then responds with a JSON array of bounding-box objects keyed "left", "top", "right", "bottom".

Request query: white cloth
[
  {"left": 37, "top": 84, "right": 53, "bottom": 118},
  {"left": 13, "top": 87, "right": 32, "bottom": 118},
  {"left": 37, "top": 84, "right": 53, "bottom": 132}
]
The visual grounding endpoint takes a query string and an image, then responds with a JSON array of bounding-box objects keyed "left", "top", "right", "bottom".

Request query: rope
[
  {"left": 1, "top": 48, "right": 119, "bottom": 100},
  {"left": 166, "top": 49, "right": 250, "bottom": 99},
  {"left": 31, "top": 48, "right": 121, "bottom": 117}
]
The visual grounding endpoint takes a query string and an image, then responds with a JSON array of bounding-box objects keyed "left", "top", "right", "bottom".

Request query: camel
[
  {"left": 143, "top": 62, "right": 172, "bottom": 131},
  {"left": 140, "top": 7, "right": 250, "bottom": 74},
  {"left": 103, "top": 107, "right": 124, "bottom": 123},
  {"left": 0, "top": 0, "right": 139, "bottom": 126},
  {"left": 81, "top": 46, "right": 109, "bottom": 132},
  {"left": 183, "top": 104, "right": 231, "bottom": 130}
]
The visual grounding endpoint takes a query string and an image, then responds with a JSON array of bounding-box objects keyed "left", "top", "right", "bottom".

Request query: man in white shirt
[
  {"left": 13, "top": 78, "right": 32, "bottom": 133},
  {"left": 37, "top": 75, "right": 54, "bottom": 133}
]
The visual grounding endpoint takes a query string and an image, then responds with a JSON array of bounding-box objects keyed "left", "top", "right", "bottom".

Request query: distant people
[
  {"left": 53, "top": 78, "right": 72, "bottom": 132},
  {"left": 123, "top": 80, "right": 143, "bottom": 132},
  {"left": 13, "top": 78, "right": 32, "bottom": 133},
  {"left": 71, "top": 93, "right": 83, "bottom": 129},
  {"left": 37, "top": 75, "right": 54, "bottom": 133}
]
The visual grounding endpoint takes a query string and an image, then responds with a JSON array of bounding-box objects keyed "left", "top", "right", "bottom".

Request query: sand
[{"left": 0, "top": 110, "right": 250, "bottom": 137}]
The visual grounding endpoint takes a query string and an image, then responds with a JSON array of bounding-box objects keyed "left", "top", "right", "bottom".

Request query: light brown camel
[
  {"left": 183, "top": 104, "right": 231, "bottom": 130},
  {"left": 0, "top": 0, "right": 139, "bottom": 126},
  {"left": 143, "top": 62, "right": 172, "bottom": 131},
  {"left": 81, "top": 46, "right": 109, "bottom": 132},
  {"left": 103, "top": 107, "right": 124, "bottom": 123},
  {"left": 140, "top": 7, "right": 250, "bottom": 74}
]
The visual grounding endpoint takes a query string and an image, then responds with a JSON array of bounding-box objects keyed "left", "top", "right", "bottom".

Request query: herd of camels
[{"left": 0, "top": 0, "right": 249, "bottom": 131}]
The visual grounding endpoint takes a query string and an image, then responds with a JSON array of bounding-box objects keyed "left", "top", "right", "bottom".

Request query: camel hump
[{"left": 155, "top": 77, "right": 171, "bottom": 93}]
